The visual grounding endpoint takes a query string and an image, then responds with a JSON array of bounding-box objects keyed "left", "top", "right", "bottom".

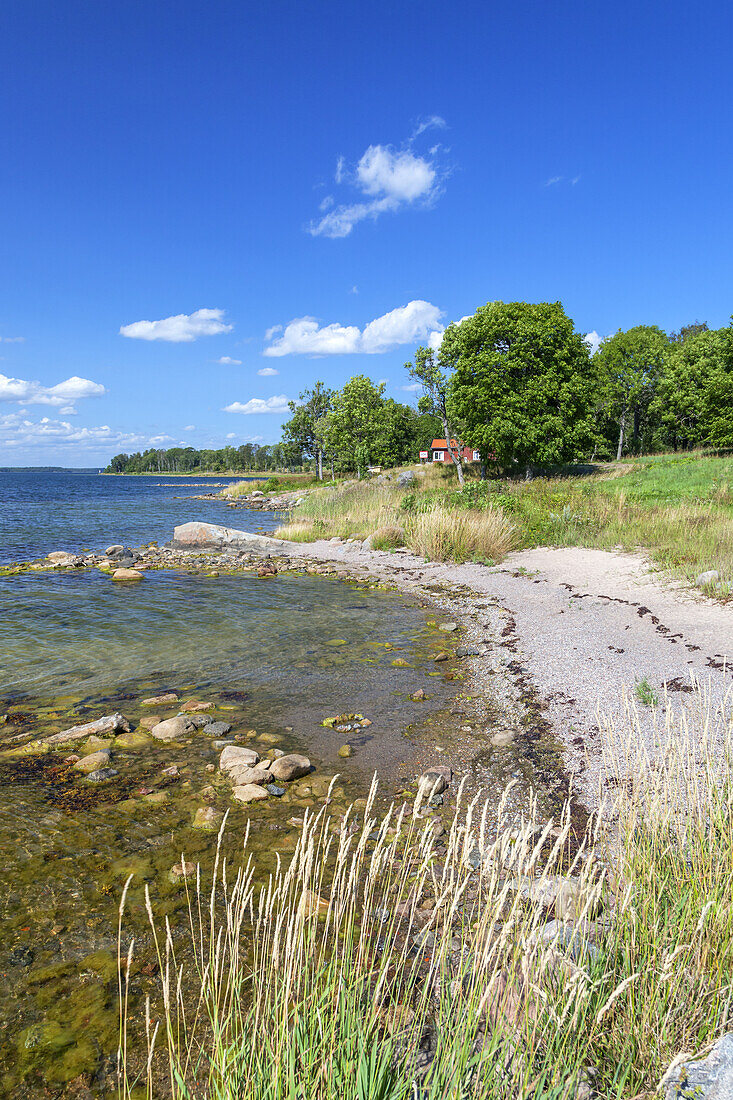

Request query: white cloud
[
  {"left": 544, "top": 175, "right": 580, "bottom": 188},
  {"left": 264, "top": 300, "right": 444, "bottom": 357},
  {"left": 584, "top": 330, "right": 606, "bottom": 355},
  {"left": 224, "top": 395, "right": 291, "bottom": 415},
  {"left": 427, "top": 314, "right": 473, "bottom": 351},
  {"left": 309, "top": 135, "right": 445, "bottom": 238},
  {"left": 119, "top": 308, "right": 232, "bottom": 342},
  {"left": 264, "top": 324, "right": 282, "bottom": 341},
  {"left": 226, "top": 432, "right": 237, "bottom": 439},
  {"left": 0, "top": 335, "right": 25, "bottom": 343},
  {"left": 257, "top": 366, "right": 279, "bottom": 376},
  {"left": 0, "top": 373, "right": 105, "bottom": 410},
  {"left": 217, "top": 356, "right": 242, "bottom": 365},
  {"left": 411, "top": 115, "right": 447, "bottom": 139},
  {"left": 0, "top": 411, "right": 174, "bottom": 452},
  {"left": 402, "top": 383, "right": 422, "bottom": 392},
  {"left": 184, "top": 424, "right": 195, "bottom": 431}
]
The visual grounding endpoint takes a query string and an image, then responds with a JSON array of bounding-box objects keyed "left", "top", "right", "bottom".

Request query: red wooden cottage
[{"left": 419, "top": 438, "right": 481, "bottom": 464}]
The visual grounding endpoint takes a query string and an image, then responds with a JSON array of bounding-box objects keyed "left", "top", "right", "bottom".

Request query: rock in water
[
  {"left": 171, "top": 521, "right": 286, "bottom": 553},
  {"left": 141, "top": 693, "right": 178, "bottom": 706},
  {"left": 112, "top": 568, "right": 144, "bottom": 581},
  {"left": 203, "top": 721, "right": 232, "bottom": 738},
  {"left": 45, "top": 712, "right": 131, "bottom": 745},
  {"left": 417, "top": 767, "right": 452, "bottom": 797},
  {"left": 150, "top": 715, "right": 196, "bottom": 741},
  {"left": 46, "top": 551, "right": 79, "bottom": 566},
  {"left": 227, "top": 764, "right": 272, "bottom": 786},
  {"left": 168, "top": 861, "right": 196, "bottom": 884},
  {"left": 661, "top": 1032, "right": 733, "bottom": 1098},
  {"left": 269, "top": 754, "right": 311, "bottom": 781},
  {"left": 74, "top": 750, "right": 111, "bottom": 774},
  {"left": 232, "top": 783, "right": 269, "bottom": 804},
  {"left": 192, "top": 806, "right": 224, "bottom": 831},
  {"left": 86, "top": 767, "right": 118, "bottom": 782},
  {"left": 219, "top": 744, "right": 260, "bottom": 772}
]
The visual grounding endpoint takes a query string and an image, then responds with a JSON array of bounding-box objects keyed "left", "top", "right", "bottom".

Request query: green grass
[
  {"left": 119, "top": 684, "right": 733, "bottom": 1100},
  {"left": 634, "top": 677, "right": 659, "bottom": 706}
]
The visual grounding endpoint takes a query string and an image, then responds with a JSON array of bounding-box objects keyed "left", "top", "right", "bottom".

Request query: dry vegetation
[{"left": 119, "top": 682, "right": 733, "bottom": 1099}]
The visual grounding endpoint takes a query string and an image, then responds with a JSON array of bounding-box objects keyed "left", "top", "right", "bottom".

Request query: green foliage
[
  {"left": 634, "top": 677, "right": 659, "bottom": 706},
  {"left": 281, "top": 381, "right": 333, "bottom": 478},
  {"left": 105, "top": 442, "right": 291, "bottom": 474},
  {"left": 441, "top": 301, "right": 597, "bottom": 470},
  {"left": 595, "top": 325, "right": 671, "bottom": 457}
]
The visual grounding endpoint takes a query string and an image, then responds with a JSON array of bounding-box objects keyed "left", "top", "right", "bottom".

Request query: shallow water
[
  {"left": 0, "top": 557, "right": 456, "bottom": 1094},
  {"left": 0, "top": 468, "right": 274, "bottom": 564}
]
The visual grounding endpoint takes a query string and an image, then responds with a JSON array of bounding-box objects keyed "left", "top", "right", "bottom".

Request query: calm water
[
  {"left": 0, "top": 468, "right": 277, "bottom": 564},
  {"left": 0, "top": 468, "right": 454, "bottom": 1094}
]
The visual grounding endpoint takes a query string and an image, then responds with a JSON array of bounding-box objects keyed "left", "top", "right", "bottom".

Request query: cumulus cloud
[
  {"left": 584, "top": 330, "right": 606, "bottom": 355},
  {"left": 120, "top": 308, "right": 233, "bottom": 342},
  {"left": 0, "top": 373, "right": 105, "bottom": 410},
  {"left": 257, "top": 367, "right": 278, "bottom": 376},
  {"left": 224, "top": 395, "right": 291, "bottom": 415},
  {"left": 217, "top": 355, "right": 242, "bottom": 365},
  {"left": 308, "top": 131, "right": 446, "bottom": 238},
  {"left": 0, "top": 410, "right": 174, "bottom": 451},
  {"left": 264, "top": 300, "right": 444, "bottom": 357},
  {"left": 427, "top": 314, "right": 473, "bottom": 351}
]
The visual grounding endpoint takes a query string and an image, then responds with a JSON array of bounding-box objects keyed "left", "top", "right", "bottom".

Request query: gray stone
[
  {"left": 86, "top": 767, "right": 118, "bottom": 782},
  {"left": 232, "top": 783, "right": 269, "bottom": 804},
  {"left": 45, "top": 712, "right": 131, "bottom": 745},
  {"left": 438, "top": 622, "right": 459, "bottom": 633},
  {"left": 697, "top": 569, "right": 720, "bottom": 588},
  {"left": 150, "top": 715, "right": 196, "bottom": 741},
  {"left": 105, "top": 544, "right": 125, "bottom": 557},
  {"left": 269, "top": 753, "right": 311, "bottom": 781},
  {"left": 219, "top": 744, "right": 260, "bottom": 772},
  {"left": 170, "top": 521, "right": 287, "bottom": 553},
  {"left": 203, "top": 720, "right": 232, "bottom": 737},
  {"left": 456, "top": 645, "right": 481, "bottom": 657},
  {"left": 661, "top": 1031, "right": 733, "bottom": 1099},
  {"left": 74, "top": 750, "right": 111, "bottom": 774},
  {"left": 212, "top": 738, "right": 235, "bottom": 749},
  {"left": 227, "top": 764, "right": 272, "bottom": 786},
  {"left": 188, "top": 715, "right": 213, "bottom": 729},
  {"left": 266, "top": 784, "right": 286, "bottom": 796},
  {"left": 396, "top": 470, "right": 416, "bottom": 488},
  {"left": 418, "top": 768, "right": 451, "bottom": 797}
]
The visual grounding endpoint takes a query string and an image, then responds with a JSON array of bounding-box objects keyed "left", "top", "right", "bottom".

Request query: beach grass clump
[
  {"left": 370, "top": 524, "right": 407, "bottom": 549},
  {"left": 406, "top": 503, "right": 515, "bottom": 563},
  {"left": 218, "top": 479, "right": 269, "bottom": 498},
  {"left": 118, "top": 682, "right": 733, "bottom": 1099}
]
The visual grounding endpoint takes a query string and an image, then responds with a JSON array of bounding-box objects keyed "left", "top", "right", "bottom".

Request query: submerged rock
[
  {"left": 192, "top": 806, "right": 224, "bottom": 831},
  {"left": 86, "top": 767, "right": 118, "bottom": 782},
  {"left": 141, "top": 693, "right": 178, "bottom": 706},
  {"left": 150, "top": 715, "right": 195, "bottom": 741},
  {"left": 115, "top": 729, "right": 152, "bottom": 748},
  {"left": 168, "top": 861, "right": 196, "bottom": 884},
  {"left": 45, "top": 712, "right": 131, "bottom": 745},
  {"left": 112, "top": 568, "right": 144, "bottom": 581},
  {"left": 74, "top": 750, "right": 111, "bottom": 774},
  {"left": 203, "top": 720, "right": 232, "bottom": 738},
  {"left": 270, "top": 754, "right": 311, "bottom": 782}
]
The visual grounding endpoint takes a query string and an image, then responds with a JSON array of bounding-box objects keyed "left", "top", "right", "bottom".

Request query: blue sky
[{"left": 1, "top": 0, "right": 731, "bottom": 465}]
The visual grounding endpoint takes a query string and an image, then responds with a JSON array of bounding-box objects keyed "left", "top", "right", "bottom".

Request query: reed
[{"left": 119, "top": 681, "right": 733, "bottom": 1099}]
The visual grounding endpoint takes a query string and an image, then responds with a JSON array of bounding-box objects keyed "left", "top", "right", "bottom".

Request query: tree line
[{"left": 107, "top": 302, "right": 733, "bottom": 478}]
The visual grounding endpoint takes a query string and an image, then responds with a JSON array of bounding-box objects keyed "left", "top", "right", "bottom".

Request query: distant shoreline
[{"left": 100, "top": 470, "right": 265, "bottom": 478}]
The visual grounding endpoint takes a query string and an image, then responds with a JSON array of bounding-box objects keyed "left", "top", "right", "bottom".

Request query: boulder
[
  {"left": 418, "top": 767, "right": 452, "bottom": 797},
  {"left": 697, "top": 569, "right": 720, "bottom": 588},
  {"left": 45, "top": 712, "right": 131, "bottom": 745},
  {"left": 74, "top": 750, "right": 111, "bottom": 774},
  {"left": 138, "top": 715, "right": 162, "bottom": 731},
  {"left": 170, "top": 522, "right": 287, "bottom": 554},
  {"left": 661, "top": 1032, "right": 733, "bottom": 1099},
  {"left": 227, "top": 764, "right": 272, "bottom": 786},
  {"left": 396, "top": 470, "right": 416, "bottom": 488},
  {"left": 181, "top": 700, "right": 214, "bottom": 712},
  {"left": 269, "top": 753, "right": 311, "bottom": 782},
  {"left": 105, "top": 544, "right": 124, "bottom": 557},
  {"left": 150, "top": 715, "right": 196, "bottom": 741},
  {"left": 219, "top": 744, "right": 260, "bottom": 772},
  {"left": 112, "top": 568, "right": 144, "bottom": 581},
  {"left": 46, "top": 551, "right": 79, "bottom": 566},
  {"left": 232, "top": 783, "right": 269, "bottom": 804}
]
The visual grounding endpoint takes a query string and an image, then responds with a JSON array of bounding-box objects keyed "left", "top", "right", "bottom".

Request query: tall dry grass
[
  {"left": 408, "top": 503, "right": 516, "bottom": 563},
  {"left": 119, "top": 681, "right": 733, "bottom": 1099}
]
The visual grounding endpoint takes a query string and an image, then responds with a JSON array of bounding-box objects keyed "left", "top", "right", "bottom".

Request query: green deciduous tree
[
  {"left": 439, "top": 301, "right": 597, "bottom": 473},
  {"left": 323, "top": 376, "right": 387, "bottom": 477},
  {"left": 405, "top": 346, "right": 465, "bottom": 483},
  {"left": 652, "top": 326, "right": 728, "bottom": 450},
  {"left": 595, "top": 326, "right": 669, "bottom": 458},
  {"left": 282, "top": 381, "right": 333, "bottom": 479}
]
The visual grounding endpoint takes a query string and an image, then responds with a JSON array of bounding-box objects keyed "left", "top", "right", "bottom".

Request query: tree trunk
[
  {"left": 317, "top": 449, "right": 323, "bottom": 481},
  {"left": 616, "top": 411, "right": 626, "bottom": 461},
  {"left": 439, "top": 409, "right": 464, "bottom": 485}
]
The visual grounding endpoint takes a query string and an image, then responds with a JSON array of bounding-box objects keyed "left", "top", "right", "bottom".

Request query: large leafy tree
[
  {"left": 595, "top": 326, "right": 669, "bottom": 458},
  {"left": 405, "top": 346, "right": 466, "bottom": 484},
  {"left": 282, "top": 381, "right": 333, "bottom": 479},
  {"left": 440, "top": 301, "right": 597, "bottom": 473},
  {"left": 700, "top": 320, "right": 733, "bottom": 448},
  {"left": 323, "top": 375, "right": 387, "bottom": 477},
  {"left": 652, "top": 326, "right": 728, "bottom": 449}
]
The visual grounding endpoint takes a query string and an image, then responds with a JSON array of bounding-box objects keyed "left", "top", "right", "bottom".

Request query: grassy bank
[
  {"left": 275, "top": 452, "right": 732, "bottom": 587},
  {"left": 120, "top": 683, "right": 733, "bottom": 1099},
  {"left": 218, "top": 473, "right": 319, "bottom": 499}
]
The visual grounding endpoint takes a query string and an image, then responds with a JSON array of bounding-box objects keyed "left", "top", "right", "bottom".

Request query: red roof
[{"left": 430, "top": 438, "right": 459, "bottom": 450}]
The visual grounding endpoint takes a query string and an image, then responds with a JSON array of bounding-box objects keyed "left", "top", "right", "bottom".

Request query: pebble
[
  {"left": 219, "top": 744, "right": 260, "bottom": 772},
  {"left": 338, "top": 744, "right": 353, "bottom": 758}
]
